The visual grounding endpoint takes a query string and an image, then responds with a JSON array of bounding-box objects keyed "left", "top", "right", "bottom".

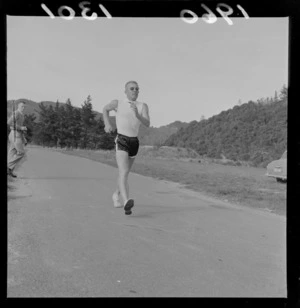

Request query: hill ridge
[{"left": 164, "top": 98, "right": 287, "bottom": 167}]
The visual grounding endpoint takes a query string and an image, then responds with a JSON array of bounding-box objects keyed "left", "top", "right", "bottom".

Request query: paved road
[{"left": 7, "top": 147, "right": 286, "bottom": 297}]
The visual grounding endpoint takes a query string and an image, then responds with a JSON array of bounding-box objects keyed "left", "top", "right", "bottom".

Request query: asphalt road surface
[{"left": 7, "top": 146, "right": 286, "bottom": 297}]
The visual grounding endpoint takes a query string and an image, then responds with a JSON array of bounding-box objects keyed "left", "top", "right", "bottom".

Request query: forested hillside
[
  {"left": 164, "top": 86, "right": 287, "bottom": 167},
  {"left": 138, "top": 121, "right": 189, "bottom": 146}
]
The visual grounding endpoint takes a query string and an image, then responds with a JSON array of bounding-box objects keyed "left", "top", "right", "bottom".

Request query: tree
[
  {"left": 23, "top": 114, "right": 37, "bottom": 143},
  {"left": 55, "top": 104, "right": 69, "bottom": 148},
  {"left": 97, "top": 132, "right": 116, "bottom": 150},
  {"left": 64, "top": 99, "right": 77, "bottom": 148},
  {"left": 80, "top": 95, "right": 96, "bottom": 148},
  {"left": 54, "top": 101, "right": 62, "bottom": 147},
  {"left": 72, "top": 108, "right": 83, "bottom": 149},
  {"left": 92, "top": 117, "right": 105, "bottom": 149},
  {"left": 35, "top": 103, "right": 56, "bottom": 146},
  {"left": 279, "top": 84, "right": 287, "bottom": 101}
]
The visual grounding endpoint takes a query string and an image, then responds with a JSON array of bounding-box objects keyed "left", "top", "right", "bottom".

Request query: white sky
[{"left": 7, "top": 16, "right": 288, "bottom": 127}]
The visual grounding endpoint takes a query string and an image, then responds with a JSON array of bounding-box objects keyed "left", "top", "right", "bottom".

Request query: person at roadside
[{"left": 7, "top": 100, "right": 27, "bottom": 178}]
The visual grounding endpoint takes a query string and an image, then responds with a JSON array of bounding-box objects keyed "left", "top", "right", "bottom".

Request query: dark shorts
[{"left": 115, "top": 134, "right": 139, "bottom": 158}]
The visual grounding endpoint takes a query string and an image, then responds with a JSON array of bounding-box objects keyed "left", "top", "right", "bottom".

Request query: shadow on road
[{"left": 128, "top": 204, "right": 210, "bottom": 219}]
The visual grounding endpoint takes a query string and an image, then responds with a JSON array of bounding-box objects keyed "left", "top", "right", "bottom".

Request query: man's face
[
  {"left": 125, "top": 83, "right": 139, "bottom": 101},
  {"left": 18, "top": 103, "right": 25, "bottom": 113}
]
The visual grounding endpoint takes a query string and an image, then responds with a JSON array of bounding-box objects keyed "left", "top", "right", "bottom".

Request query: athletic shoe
[
  {"left": 124, "top": 199, "right": 134, "bottom": 215},
  {"left": 112, "top": 192, "right": 123, "bottom": 208},
  {"left": 7, "top": 168, "right": 17, "bottom": 178}
]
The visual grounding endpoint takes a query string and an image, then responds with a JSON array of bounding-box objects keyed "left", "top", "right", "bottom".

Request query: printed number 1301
[{"left": 41, "top": 2, "right": 112, "bottom": 20}]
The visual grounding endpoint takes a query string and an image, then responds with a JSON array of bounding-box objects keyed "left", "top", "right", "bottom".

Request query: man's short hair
[{"left": 125, "top": 81, "right": 138, "bottom": 89}]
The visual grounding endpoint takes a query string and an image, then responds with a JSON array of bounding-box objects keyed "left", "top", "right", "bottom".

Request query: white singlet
[{"left": 115, "top": 99, "right": 144, "bottom": 137}]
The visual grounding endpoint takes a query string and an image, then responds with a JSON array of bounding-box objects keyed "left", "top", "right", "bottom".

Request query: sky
[{"left": 7, "top": 16, "right": 288, "bottom": 127}]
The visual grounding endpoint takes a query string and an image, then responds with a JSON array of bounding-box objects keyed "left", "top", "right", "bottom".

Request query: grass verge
[{"left": 52, "top": 147, "right": 286, "bottom": 216}]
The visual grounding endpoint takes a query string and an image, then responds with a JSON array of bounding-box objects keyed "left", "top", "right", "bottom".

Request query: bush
[{"left": 97, "top": 133, "right": 116, "bottom": 150}]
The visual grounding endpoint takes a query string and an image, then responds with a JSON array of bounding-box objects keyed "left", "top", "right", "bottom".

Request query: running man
[
  {"left": 102, "top": 81, "right": 150, "bottom": 215},
  {"left": 7, "top": 100, "right": 27, "bottom": 178}
]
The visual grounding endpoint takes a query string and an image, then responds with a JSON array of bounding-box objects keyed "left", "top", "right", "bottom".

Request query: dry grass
[{"left": 52, "top": 146, "right": 286, "bottom": 216}]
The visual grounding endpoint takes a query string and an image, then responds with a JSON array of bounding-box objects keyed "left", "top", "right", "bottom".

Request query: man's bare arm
[
  {"left": 137, "top": 103, "right": 150, "bottom": 127},
  {"left": 102, "top": 99, "right": 118, "bottom": 132}
]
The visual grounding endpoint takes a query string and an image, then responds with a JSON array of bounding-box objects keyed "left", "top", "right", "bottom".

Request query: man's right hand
[{"left": 104, "top": 125, "right": 114, "bottom": 133}]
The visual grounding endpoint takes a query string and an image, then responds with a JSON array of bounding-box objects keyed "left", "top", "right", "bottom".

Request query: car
[{"left": 266, "top": 151, "right": 287, "bottom": 183}]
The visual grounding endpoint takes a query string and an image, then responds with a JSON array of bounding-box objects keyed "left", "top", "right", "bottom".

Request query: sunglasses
[{"left": 130, "top": 87, "right": 139, "bottom": 91}]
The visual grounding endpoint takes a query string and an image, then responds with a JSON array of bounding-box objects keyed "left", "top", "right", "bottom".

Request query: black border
[
  {"left": 2, "top": 0, "right": 299, "bottom": 306},
  {"left": 1, "top": 0, "right": 298, "bottom": 17}
]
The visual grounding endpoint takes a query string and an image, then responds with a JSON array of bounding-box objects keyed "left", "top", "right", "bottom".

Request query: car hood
[{"left": 267, "top": 159, "right": 287, "bottom": 169}]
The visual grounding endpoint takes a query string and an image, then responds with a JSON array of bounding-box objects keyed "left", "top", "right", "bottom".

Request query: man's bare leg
[
  {"left": 115, "top": 150, "right": 135, "bottom": 205},
  {"left": 114, "top": 156, "right": 135, "bottom": 198}
]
